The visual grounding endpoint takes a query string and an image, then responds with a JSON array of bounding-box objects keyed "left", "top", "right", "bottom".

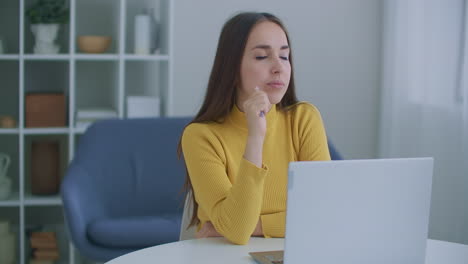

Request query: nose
[{"left": 271, "top": 57, "right": 284, "bottom": 74}]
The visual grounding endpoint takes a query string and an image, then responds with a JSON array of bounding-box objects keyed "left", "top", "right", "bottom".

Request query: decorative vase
[
  {"left": 31, "top": 23, "right": 60, "bottom": 54},
  {"left": 0, "top": 177, "right": 11, "bottom": 201},
  {"left": 31, "top": 141, "right": 60, "bottom": 195},
  {"left": 134, "top": 13, "right": 151, "bottom": 55},
  {"left": 0, "top": 221, "right": 15, "bottom": 264},
  {"left": 0, "top": 153, "right": 12, "bottom": 200},
  {"left": 134, "top": 8, "right": 160, "bottom": 55},
  {"left": 0, "top": 152, "right": 11, "bottom": 179}
]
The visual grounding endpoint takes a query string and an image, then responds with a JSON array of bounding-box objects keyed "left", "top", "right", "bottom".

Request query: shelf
[
  {"left": 75, "top": 54, "right": 119, "bottom": 61},
  {"left": 75, "top": 54, "right": 170, "bottom": 61},
  {"left": 75, "top": 61, "right": 119, "bottom": 112},
  {"left": 0, "top": 128, "right": 20, "bottom": 134},
  {"left": 2, "top": 0, "right": 174, "bottom": 262},
  {"left": 23, "top": 194, "right": 62, "bottom": 206},
  {"left": 3, "top": 54, "right": 170, "bottom": 61},
  {"left": 23, "top": 128, "right": 70, "bottom": 135},
  {"left": 24, "top": 61, "right": 70, "bottom": 99},
  {"left": 75, "top": 0, "right": 120, "bottom": 54},
  {"left": 124, "top": 54, "right": 170, "bottom": 61},
  {"left": 0, "top": 55, "right": 20, "bottom": 60},
  {"left": 0, "top": 192, "right": 21, "bottom": 207},
  {"left": 24, "top": 208, "right": 69, "bottom": 264},
  {"left": 23, "top": 54, "right": 70, "bottom": 61}
]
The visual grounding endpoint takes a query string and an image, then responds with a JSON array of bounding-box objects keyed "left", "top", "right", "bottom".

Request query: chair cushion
[{"left": 87, "top": 215, "right": 181, "bottom": 248}]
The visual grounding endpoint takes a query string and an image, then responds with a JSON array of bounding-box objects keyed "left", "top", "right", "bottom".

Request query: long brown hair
[{"left": 178, "top": 12, "right": 299, "bottom": 227}]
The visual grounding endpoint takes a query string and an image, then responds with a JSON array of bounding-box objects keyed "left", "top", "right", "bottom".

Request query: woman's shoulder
[
  {"left": 283, "top": 102, "right": 326, "bottom": 137},
  {"left": 182, "top": 121, "right": 223, "bottom": 139},
  {"left": 182, "top": 121, "right": 227, "bottom": 153},
  {"left": 286, "top": 101, "right": 322, "bottom": 118},
  {"left": 184, "top": 121, "right": 212, "bottom": 135}
]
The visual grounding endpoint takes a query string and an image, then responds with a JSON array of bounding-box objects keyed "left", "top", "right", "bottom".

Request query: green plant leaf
[{"left": 25, "top": 0, "right": 69, "bottom": 24}]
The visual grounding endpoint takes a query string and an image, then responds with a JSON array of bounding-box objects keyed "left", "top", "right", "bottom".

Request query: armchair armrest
[{"left": 61, "top": 163, "right": 129, "bottom": 261}]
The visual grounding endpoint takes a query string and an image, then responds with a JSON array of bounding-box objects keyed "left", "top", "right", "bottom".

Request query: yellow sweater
[{"left": 181, "top": 102, "right": 331, "bottom": 244}]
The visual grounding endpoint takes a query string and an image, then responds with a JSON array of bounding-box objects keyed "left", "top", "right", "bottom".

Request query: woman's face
[{"left": 237, "top": 21, "right": 291, "bottom": 106}]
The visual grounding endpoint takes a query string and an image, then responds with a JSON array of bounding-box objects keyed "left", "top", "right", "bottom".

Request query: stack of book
[
  {"left": 29, "top": 232, "right": 59, "bottom": 264},
  {"left": 75, "top": 108, "right": 118, "bottom": 130}
]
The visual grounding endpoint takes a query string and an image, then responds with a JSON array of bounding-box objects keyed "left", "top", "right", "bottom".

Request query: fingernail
[{"left": 255, "top": 86, "right": 259, "bottom": 91}]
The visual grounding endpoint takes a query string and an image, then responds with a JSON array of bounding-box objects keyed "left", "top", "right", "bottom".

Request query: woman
[{"left": 180, "top": 12, "right": 331, "bottom": 245}]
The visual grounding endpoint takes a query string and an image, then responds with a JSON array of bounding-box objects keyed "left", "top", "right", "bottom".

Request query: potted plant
[{"left": 25, "top": 0, "right": 69, "bottom": 54}]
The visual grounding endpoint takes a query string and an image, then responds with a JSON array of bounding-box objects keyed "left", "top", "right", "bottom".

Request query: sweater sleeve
[
  {"left": 256, "top": 104, "right": 331, "bottom": 239},
  {"left": 295, "top": 103, "right": 331, "bottom": 161},
  {"left": 181, "top": 124, "right": 269, "bottom": 245},
  {"left": 261, "top": 211, "right": 286, "bottom": 238}
]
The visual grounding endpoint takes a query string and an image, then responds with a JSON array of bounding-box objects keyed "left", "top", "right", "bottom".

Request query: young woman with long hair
[{"left": 179, "top": 12, "right": 331, "bottom": 245}]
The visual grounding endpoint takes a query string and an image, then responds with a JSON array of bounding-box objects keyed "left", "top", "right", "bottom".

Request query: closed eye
[
  {"left": 256, "top": 56, "right": 267, "bottom": 60},
  {"left": 280, "top": 56, "right": 289, "bottom": 61}
]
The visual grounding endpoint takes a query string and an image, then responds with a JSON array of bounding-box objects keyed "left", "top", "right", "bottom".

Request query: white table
[{"left": 106, "top": 238, "right": 468, "bottom": 264}]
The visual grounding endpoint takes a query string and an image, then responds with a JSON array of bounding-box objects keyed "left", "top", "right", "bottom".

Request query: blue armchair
[
  {"left": 61, "top": 117, "right": 191, "bottom": 262},
  {"left": 328, "top": 139, "right": 343, "bottom": 160}
]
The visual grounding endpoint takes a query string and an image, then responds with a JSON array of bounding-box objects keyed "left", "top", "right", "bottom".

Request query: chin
[{"left": 268, "top": 95, "right": 284, "bottom": 105}]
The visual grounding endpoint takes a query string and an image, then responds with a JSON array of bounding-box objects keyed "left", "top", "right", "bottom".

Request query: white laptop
[{"left": 250, "top": 158, "right": 433, "bottom": 264}]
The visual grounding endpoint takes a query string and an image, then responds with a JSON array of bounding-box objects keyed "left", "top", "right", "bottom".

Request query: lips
[{"left": 267, "top": 80, "right": 285, "bottom": 89}]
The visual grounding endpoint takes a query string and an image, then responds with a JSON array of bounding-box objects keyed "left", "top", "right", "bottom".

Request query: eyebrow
[{"left": 252, "top": 44, "right": 289, "bottom": 50}]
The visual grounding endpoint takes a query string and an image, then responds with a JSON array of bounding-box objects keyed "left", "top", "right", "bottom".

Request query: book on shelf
[
  {"left": 33, "top": 249, "right": 59, "bottom": 260},
  {"left": 75, "top": 107, "right": 119, "bottom": 129},
  {"left": 30, "top": 236, "right": 58, "bottom": 249},
  {"left": 30, "top": 231, "right": 59, "bottom": 261},
  {"left": 76, "top": 107, "right": 118, "bottom": 119},
  {"left": 29, "top": 259, "right": 54, "bottom": 264},
  {"left": 31, "top": 231, "right": 55, "bottom": 240}
]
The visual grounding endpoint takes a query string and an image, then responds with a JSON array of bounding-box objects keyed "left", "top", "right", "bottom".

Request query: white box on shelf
[
  {"left": 76, "top": 108, "right": 118, "bottom": 120},
  {"left": 127, "top": 96, "right": 160, "bottom": 118}
]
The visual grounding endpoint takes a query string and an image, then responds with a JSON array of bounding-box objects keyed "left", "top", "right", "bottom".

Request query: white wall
[{"left": 172, "top": 0, "right": 382, "bottom": 159}]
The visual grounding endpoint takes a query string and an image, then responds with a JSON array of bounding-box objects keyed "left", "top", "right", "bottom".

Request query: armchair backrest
[{"left": 72, "top": 117, "right": 191, "bottom": 218}]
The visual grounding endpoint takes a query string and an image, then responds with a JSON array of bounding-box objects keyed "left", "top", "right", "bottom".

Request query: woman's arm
[
  {"left": 182, "top": 125, "right": 268, "bottom": 245},
  {"left": 242, "top": 87, "right": 270, "bottom": 167},
  {"left": 183, "top": 89, "right": 271, "bottom": 244},
  {"left": 250, "top": 104, "right": 331, "bottom": 239}
]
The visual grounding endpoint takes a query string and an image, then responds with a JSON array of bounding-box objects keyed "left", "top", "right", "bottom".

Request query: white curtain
[{"left": 379, "top": 0, "right": 468, "bottom": 244}]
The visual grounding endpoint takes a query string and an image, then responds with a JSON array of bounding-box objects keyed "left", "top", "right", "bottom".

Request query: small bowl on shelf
[{"left": 77, "top": 35, "right": 112, "bottom": 54}]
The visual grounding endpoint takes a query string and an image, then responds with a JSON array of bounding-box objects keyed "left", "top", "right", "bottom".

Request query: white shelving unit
[{"left": 0, "top": 0, "right": 173, "bottom": 263}]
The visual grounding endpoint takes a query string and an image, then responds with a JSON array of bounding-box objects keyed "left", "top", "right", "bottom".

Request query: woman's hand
[
  {"left": 242, "top": 86, "right": 271, "bottom": 138},
  {"left": 195, "top": 221, "right": 222, "bottom": 238},
  {"left": 252, "top": 219, "right": 264, "bottom": 236},
  {"left": 242, "top": 87, "right": 270, "bottom": 167}
]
